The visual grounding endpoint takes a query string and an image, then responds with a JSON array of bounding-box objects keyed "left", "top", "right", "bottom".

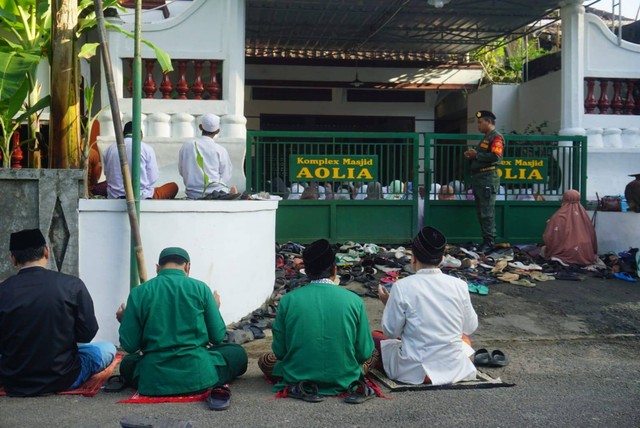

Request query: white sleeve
[
  {"left": 219, "top": 149, "right": 232, "bottom": 185},
  {"left": 381, "top": 285, "right": 406, "bottom": 338},
  {"left": 461, "top": 285, "right": 478, "bottom": 335},
  {"left": 146, "top": 145, "right": 159, "bottom": 185}
]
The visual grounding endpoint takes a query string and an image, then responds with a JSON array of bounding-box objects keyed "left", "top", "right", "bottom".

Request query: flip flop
[
  {"left": 614, "top": 272, "right": 638, "bottom": 282},
  {"left": 509, "top": 278, "right": 536, "bottom": 287},
  {"left": 490, "top": 350, "right": 508, "bottom": 367},
  {"left": 103, "top": 375, "right": 127, "bottom": 393},
  {"left": 473, "top": 348, "right": 491, "bottom": 366},
  {"left": 476, "top": 284, "right": 489, "bottom": 295},
  {"left": 287, "top": 381, "right": 324, "bottom": 402},
  {"left": 120, "top": 415, "right": 194, "bottom": 428},
  {"left": 243, "top": 324, "right": 266, "bottom": 339},
  {"left": 207, "top": 385, "right": 232, "bottom": 411},
  {"left": 339, "top": 274, "right": 354, "bottom": 286},
  {"left": 343, "top": 380, "right": 376, "bottom": 404},
  {"left": 468, "top": 283, "right": 479, "bottom": 294}
]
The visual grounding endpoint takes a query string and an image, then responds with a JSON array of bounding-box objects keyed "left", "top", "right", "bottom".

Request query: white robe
[{"left": 381, "top": 268, "right": 478, "bottom": 385}]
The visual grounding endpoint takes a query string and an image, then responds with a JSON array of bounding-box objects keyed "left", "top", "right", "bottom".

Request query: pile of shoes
[{"left": 239, "top": 241, "right": 635, "bottom": 339}]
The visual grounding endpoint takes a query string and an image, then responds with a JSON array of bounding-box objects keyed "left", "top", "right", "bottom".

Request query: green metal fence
[
  {"left": 246, "top": 131, "right": 419, "bottom": 243},
  {"left": 420, "top": 133, "right": 588, "bottom": 244},
  {"left": 246, "top": 131, "right": 587, "bottom": 245}
]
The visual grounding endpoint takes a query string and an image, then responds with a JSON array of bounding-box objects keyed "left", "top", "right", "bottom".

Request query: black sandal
[
  {"left": 287, "top": 381, "right": 324, "bottom": 403},
  {"left": 103, "top": 375, "right": 127, "bottom": 393},
  {"left": 343, "top": 379, "right": 376, "bottom": 404}
]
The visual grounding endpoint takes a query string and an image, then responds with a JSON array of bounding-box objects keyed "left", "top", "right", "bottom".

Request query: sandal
[
  {"left": 207, "top": 385, "right": 232, "bottom": 411},
  {"left": 103, "top": 375, "right": 127, "bottom": 393},
  {"left": 343, "top": 379, "right": 376, "bottom": 404},
  {"left": 287, "top": 381, "right": 324, "bottom": 402}
]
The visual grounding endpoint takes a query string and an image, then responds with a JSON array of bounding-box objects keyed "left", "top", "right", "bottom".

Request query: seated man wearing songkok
[
  {"left": 117, "top": 247, "right": 247, "bottom": 410},
  {"left": 0, "top": 229, "right": 116, "bottom": 396},
  {"left": 103, "top": 121, "right": 178, "bottom": 199},
  {"left": 376, "top": 226, "right": 478, "bottom": 385},
  {"left": 258, "top": 239, "right": 377, "bottom": 402}
]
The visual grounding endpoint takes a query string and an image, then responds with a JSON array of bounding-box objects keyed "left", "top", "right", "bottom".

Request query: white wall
[
  {"left": 78, "top": 199, "right": 278, "bottom": 345},
  {"left": 518, "top": 72, "right": 562, "bottom": 133},
  {"left": 466, "top": 84, "right": 519, "bottom": 134}
]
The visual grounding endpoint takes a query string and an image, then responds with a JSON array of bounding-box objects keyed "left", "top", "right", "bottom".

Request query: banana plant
[
  {"left": 0, "top": 0, "right": 172, "bottom": 168},
  {"left": 0, "top": 49, "right": 49, "bottom": 168}
]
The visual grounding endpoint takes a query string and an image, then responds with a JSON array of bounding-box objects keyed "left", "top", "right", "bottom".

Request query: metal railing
[
  {"left": 420, "top": 133, "right": 588, "bottom": 203},
  {"left": 246, "top": 131, "right": 420, "bottom": 200}
]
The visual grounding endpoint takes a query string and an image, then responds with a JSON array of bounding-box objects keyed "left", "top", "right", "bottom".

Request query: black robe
[{"left": 0, "top": 266, "right": 99, "bottom": 396}]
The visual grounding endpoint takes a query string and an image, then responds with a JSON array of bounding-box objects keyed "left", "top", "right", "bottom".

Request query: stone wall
[{"left": 0, "top": 169, "right": 83, "bottom": 280}]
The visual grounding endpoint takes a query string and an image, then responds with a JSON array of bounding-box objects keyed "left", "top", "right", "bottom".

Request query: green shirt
[
  {"left": 119, "top": 269, "right": 226, "bottom": 395},
  {"left": 272, "top": 281, "right": 374, "bottom": 395},
  {"left": 470, "top": 129, "right": 504, "bottom": 173}
]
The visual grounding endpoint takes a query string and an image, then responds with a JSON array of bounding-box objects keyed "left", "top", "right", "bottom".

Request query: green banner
[
  {"left": 498, "top": 158, "right": 548, "bottom": 183},
  {"left": 289, "top": 155, "right": 378, "bottom": 182}
]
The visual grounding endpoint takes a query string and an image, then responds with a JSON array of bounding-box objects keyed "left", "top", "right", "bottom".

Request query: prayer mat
[
  {"left": 118, "top": 389, "right": 211, "bottom": 404},
  {"left": 0, "top": 352, "right": 123, "bottom": 397},
  {"left": 368, "top": 368, "right": 515, "bottom": 392},
  {"left": 273, "top": 375, "right": 388, "bottom": 399}
]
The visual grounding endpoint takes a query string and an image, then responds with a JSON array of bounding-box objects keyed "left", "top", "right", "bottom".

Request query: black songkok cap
[
  {"left": 412, "top": 226, "right": 447, "bottom": 262},
  {"left": 9, "top": 228, "right": 46, "bottom": 252},
  {"left": 302, "top": 239, "right": 335, "bottom": 273},
  {"left": 476, "top": 110, "right": 496, "bottom": 120}
]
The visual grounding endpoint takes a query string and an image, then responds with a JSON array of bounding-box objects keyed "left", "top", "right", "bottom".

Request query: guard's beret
[{"left": 476, "top": 110, "right": 496, "bottom": 120}]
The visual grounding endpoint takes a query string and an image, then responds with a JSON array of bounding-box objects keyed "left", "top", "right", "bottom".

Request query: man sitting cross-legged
[
  {"left": 376, "top": 226, "right": 479, "bottom": 385},
  {"left": 0, "top": 229, "right": 116, "bottom": 396},
  {"left": 258, "top": 239, "right": 377, "bottom": 403},
  {"left": 116, "top": 247, "right": 247, "bottom": 410}
]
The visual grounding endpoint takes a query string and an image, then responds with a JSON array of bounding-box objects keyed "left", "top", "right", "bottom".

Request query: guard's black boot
[{"left": 477, "top": 241, "right": 494, "bottom": 254}]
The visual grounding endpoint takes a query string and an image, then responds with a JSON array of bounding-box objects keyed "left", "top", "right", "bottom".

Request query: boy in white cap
[{"left": 178, "top": 113, "right": 237, "bottom": 199}]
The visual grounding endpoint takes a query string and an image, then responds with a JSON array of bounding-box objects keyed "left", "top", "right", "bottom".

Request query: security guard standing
[{"left": 464, "top": 110, "right": 504, "bottom": 253}]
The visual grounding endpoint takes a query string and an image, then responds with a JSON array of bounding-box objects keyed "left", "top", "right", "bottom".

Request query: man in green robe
[
  {"left": 117, "top": 247, "right": 247, "bottom": 409},
  {"left": 258, "top": 239, "right": 375, "bottom": 400}
]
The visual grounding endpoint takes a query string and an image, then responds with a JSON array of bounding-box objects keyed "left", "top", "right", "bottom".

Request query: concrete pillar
[{"left": 559, "top": 0, "right": 586, "bottom": 138}]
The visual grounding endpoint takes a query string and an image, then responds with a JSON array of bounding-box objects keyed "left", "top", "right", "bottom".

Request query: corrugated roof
[{"left": 245, "top": 0, "right": 563, "bottom": 62}]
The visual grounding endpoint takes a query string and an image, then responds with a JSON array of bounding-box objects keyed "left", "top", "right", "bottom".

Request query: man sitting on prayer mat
[
  {"left": 258, "top": 239, "right": 376, "bottom": 398},
  {"left": 376, "top": 226, "right": 478, "bottom": 385},
  {"left": 116, "top": 247, "right": 247, "bottom": 408},
  {"left": 0, "top": 229, "right": 116, "bottom": 396}
]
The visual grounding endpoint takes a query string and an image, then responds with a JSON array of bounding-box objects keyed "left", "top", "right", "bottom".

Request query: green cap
[{"left": 158, "top": 247, "right": 190, "bottom": 263}]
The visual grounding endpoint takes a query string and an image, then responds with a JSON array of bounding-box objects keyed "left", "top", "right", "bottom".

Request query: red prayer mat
[
  {"left": 118, "top": 389, "right": 211, "bottom": 404},
  {"left": 0, "top": 352, "right": 123, "bottom": 397},
  {"left": 274, "top": 375, "right": 388, "bottom": 400}
]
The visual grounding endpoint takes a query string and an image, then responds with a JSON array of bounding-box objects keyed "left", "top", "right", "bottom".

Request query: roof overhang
[{"left": 246, "top": 0, "right": 565, "bottom": 63}]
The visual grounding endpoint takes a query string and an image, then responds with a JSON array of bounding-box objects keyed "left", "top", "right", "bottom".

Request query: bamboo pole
[
  {"left": 93, "top": 0, "right": 148, "bottom": 284},
  {"left": 129, "top": 0, "right": 143, "bottom": 289}
]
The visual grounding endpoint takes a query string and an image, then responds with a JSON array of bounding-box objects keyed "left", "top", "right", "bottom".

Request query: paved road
[{"left": 2, "top": 277, "right": 639, "bottom": 427}]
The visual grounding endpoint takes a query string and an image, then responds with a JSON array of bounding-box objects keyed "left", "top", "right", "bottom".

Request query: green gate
[
  {"left": 246, "top": 131, "right": 419, "bottom": 243},
  {"left": 421, "top": 133, "right": 587, "bottom": 244},
  {"left": 246, "top": 131, "right": 587, "bottom": 245}
]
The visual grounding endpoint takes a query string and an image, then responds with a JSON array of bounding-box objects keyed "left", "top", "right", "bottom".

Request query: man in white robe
[{"left": 376, "top": 226, "right": 478, "bottom": 385}]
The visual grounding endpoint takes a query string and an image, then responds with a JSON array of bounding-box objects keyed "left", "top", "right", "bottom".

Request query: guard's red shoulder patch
[{"left": 491, "top": 137, "right": 504, "bottom": 156}]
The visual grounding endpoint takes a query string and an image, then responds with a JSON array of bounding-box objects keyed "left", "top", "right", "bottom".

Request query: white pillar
[
  {"left": 216, "top": 0, "right": 247, "bottom": 191},
  {"left": 559, "top": 0, "right": 586, "bottom": 137}
]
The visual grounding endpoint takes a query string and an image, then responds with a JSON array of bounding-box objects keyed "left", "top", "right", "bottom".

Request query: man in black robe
[{"left": 0, "top": 228, "right": 115, "bottom": 396}]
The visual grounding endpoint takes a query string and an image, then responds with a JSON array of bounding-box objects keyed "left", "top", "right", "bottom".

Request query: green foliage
[
  {"left": 194, "top": 141, "right": 228, "bottom": 198},
  {"left": 0, "top": 50, "right": 50, "bottom": 167},
  {"left": 472, "top": 37, "right": 550, "bottom": 84}
]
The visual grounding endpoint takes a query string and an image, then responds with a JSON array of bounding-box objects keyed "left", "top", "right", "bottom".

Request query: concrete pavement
[{"left": 2, "top": 276, "right": 639, "bottom": 427}]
